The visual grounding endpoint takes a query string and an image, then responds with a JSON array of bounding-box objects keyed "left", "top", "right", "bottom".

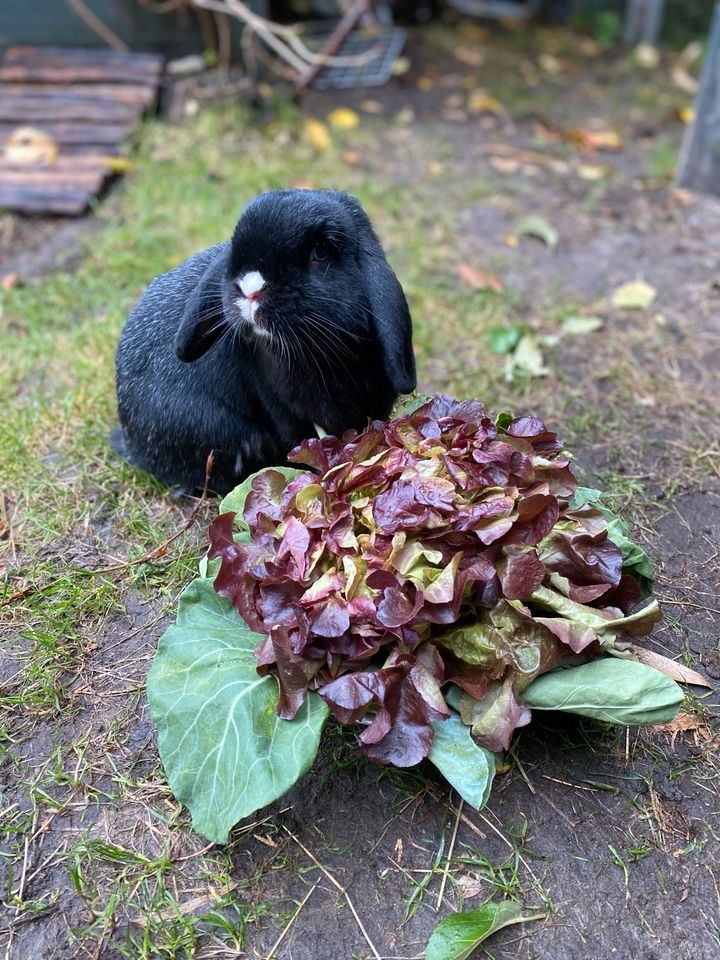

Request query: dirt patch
[{"left": 0, "top": 212, "right": 100, "bottom": 278}]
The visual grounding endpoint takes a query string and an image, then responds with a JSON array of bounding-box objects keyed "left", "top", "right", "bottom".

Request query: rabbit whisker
[{"left": 299, "top": 321, "right": 357, "bottom": 377}]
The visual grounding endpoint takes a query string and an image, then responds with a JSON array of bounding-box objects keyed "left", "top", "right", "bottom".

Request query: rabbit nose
[{"left": 238, "top": 270, "right": 266, "bottom": 302}]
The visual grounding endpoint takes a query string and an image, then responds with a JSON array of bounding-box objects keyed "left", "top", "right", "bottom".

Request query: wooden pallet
[{"left": 0, "top": 46, "right": 163, "bottom": 215}]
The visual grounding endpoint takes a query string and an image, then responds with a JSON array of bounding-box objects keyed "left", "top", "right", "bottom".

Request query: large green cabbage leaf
[{"left": 147, "top": 576, "right": 328, "bottom": 844}]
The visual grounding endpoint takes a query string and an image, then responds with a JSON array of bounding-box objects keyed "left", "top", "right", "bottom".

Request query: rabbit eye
[{"left": 310, "top": 240, "right": 333, "bottom": 265}]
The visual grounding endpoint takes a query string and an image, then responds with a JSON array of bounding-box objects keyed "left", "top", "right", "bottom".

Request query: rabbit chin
[{"left": 233, "top": 300, "right": 272, "bottom": 341}]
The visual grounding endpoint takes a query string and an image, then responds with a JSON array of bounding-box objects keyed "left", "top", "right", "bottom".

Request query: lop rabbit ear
[
  {"left": 175, "top": 247, "right": 230, "bottom": 362},
  {"left": 365, "top": 251, "right": 417, "bottom": 395}
]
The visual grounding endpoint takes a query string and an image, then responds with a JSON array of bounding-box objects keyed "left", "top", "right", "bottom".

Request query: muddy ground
[{"left": 2, "top": 21, "right": 719, "bottom": 960}]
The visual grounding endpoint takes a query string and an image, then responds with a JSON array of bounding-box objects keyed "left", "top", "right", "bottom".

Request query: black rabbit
[{"left": 113, "top": 189, "right": 416, "bottom": 494}]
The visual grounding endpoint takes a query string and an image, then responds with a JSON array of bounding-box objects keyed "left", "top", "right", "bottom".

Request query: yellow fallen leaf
[
  {"left": 467, "top": 91, "right": 506, "bottom": 116},
  {"left": 427, "top": 161, "right": 445, "bottom": 176},
  {"left": 4, "top": 126, "right": 58, "bottom": 165},
  {"left": 503, "top": 233, "right": 519, "bottom": 247},
  {"left": 327, "top": 107, "right": 360, "bottom": 131},
  {"left": 611, "top": 279, "right": 657, "bottom": 310},
  {"left": 361, "top": 98, "right": 384, "bottom": 114},
  {"left": 577, "top": 163, "right": 609, "bottom": 180},
  {"left": 101, "top": 156, "right": 133, "bottom": 173},
  {"left": 679, "top": 105, "right": 695, "bottom": 125},
  {"left": 391, "top": 56, "right": 411, "bottom": 76},
  {"left": 342, "top": 150, "right": 361, "bottom": 166},
  {"left": 417, "top": 76, "right": 434, "bottom": 91},
  {"left": 396, "top": 107, "right": 415, "bottom": 125},
  {"left": 305, "top": 118, "right": 330, "bottom": 152}
]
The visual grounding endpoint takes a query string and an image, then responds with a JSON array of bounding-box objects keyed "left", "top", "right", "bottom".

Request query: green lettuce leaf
[
  {"left": 425, "top": 901, "right": 545, "bottom": 960},
  {"left": 429, "top": 711, "right": 496, "bottom": 809},
  {"left": 219, "top": 466, "right": 307, "bottom": 521},
  {"left": 520, "top": 657, "right": 683, "bottom": 725}
]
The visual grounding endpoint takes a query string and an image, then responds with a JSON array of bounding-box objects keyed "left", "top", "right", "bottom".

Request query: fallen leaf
[
  {"left": 101, "top": 156, "right": 133, "bottom": 173},
  {"left": 417, "top": 76, "right": 434, "bottom": 91},
  {"left": 427, "top": 161, "right": 445, "bottom": 176},
  {"left": 538, "top": 52, "right": 563, "bottom": 75},
  {"left": 392, "top": 56, "right": 411, "bottom": 76},
  {"left": 560, "top": 315, "right": 604, "bottom": 335},
  {"left": 1, "top": 273, "right": 19, "bottom": 291},
  {"left": 444, "top": 109, "right": 468, "bottom": 123},
  {"left": 291, "top": 179, "right": 315, "bottom": 190},
  {"left": 342, "top": 150, "right": 361, "bottom": 166},
  {"left": 457, "top": 264, "right": 505, "bottom": 293},
  {"left": 304, "top": 118, "right": 330, "bottom": 152},
  {"left": 570, "top": 127, "right": 623, "bottom": 152},
  {"left": 671, "top": 41, "right": 702, "bottom": 94},
  {"left": 361, "top": 98, "right": 384, "bottom": 114},
  {"left": 515, "top": 215, "right": 558, "bottom": 251},
  {"left": 327, "top": 107, "right": 359, "bottom": 130},
  {"left": 454, "top": 46, "right": 485, "bottom": 68},
  {"left": 669, "top": 187, "right": 694, "bottom": 206},
  {"left": 578, "top": 163, "right": 610, "bottom": 180},
  {"left": 654, "top": 710, "right": 709, "bottom": 733},
  {"left": 396, "top": 107, "right": 415, "bottom": 125},
  {"left": 634, "top": 42, "right": 660, "bottom": 69},
  {"left": 503, "top": 233, "right": 519, "bottom": 247},
  {"left": 457, "top": 875, "right": 485, "bottom": 899},
  {"left": 490, "top": 157, "right": 520, "bottom": 175},
  {"left": 467, "top": 91, "right": 506, "bottom": 116},
  {"left": 4, "top": 126, "right": 59, "bottom": 165},
  {"left": 488, "top": 324, "right": 526, "bottom": 355},
  {"left": 611, "top": 279, "right": 657, "bottom": 310},
  {"left": 671, "top": 64, "right": 699, "bottom": 95},
  {"left": 678, "top": 105, "right": 695, "bottom": 125},
  {"left": 630, "top": 645, "right": 712, "bottom": 688},
  {"left": 511, "top": 333, "right": 548, "bottom": 377}
]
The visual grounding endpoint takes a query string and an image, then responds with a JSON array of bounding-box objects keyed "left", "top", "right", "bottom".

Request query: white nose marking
[{"left": 238, "top": 270, "right": 265, "bottom": 301}]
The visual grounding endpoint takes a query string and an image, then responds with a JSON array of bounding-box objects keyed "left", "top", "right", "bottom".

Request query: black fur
[{"left": 113, "top": 189, "right": 416, "bottom": 494}]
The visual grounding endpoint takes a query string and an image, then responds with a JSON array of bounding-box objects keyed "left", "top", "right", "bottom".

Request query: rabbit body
[{"left": 114, "top": 189, "right": 416, "bottom": 493}]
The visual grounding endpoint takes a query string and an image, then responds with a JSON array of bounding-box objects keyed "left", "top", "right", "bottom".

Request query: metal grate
[{"left": 299, "top": 21, "right": 407, "bottom": 89}]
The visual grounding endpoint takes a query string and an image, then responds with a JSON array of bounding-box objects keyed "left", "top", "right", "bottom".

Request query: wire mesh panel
[{"left": 299, "top": 22, "right": 406, "bottom": 89}]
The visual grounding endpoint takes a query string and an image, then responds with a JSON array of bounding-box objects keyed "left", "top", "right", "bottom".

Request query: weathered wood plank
[
  {"left": 0, "top": 95, "right": 141, "bottom": 124},
  {"left": 0, "top": 156, "right": 120, "bottom": 172},
  {"left": 676, "top": 2, "right": 720, "bottom": 196},
  {"left": 0, "top": 46, "right": 163, "bottom": 215},
  {"left": 0, "top": 185, "right": 93, "bottom": 215},
  {"left": 0, "top": 64, "right": 160, "bottom": 85},
  {"left": 5, "top": 45, "right": 163, "bottom": 77},
  {"left": 2, "top": 83, "right": 157, "bottom": 106},
  {"left": 0, "top": 168, "right": 108, "bottom": 187},
  {"left": 0, "top": 121, "right": 134, "bottom": 147}
]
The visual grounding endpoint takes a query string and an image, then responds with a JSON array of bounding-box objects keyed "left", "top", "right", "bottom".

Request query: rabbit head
[{"left": 174, "top": 189, "right": 416, "bottom": 413}]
